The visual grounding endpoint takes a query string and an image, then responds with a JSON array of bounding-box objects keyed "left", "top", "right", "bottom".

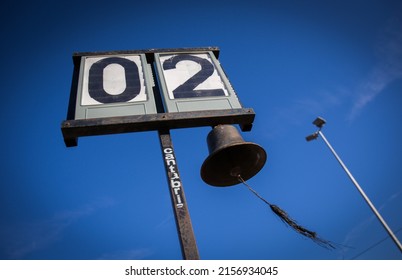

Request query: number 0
[{"left": 88, "top": 57, "right": 141, "bottom": 104}]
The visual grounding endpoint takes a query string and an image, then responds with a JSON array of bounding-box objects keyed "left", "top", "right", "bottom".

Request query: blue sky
[{"left": 1, "top": 0, "right": 401, "bottom": 260}]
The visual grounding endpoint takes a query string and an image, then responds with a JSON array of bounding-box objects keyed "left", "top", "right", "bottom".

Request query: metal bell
[{"left": 201, "top": 125, "right": 267, "bottom": 186}]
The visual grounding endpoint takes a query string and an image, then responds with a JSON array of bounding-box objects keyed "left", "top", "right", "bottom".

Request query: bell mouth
[{"left": 200, "top": 142, "right": 267, "bottom": 187}]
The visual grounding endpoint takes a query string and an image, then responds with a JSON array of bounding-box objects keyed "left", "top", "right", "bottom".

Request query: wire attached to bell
[{"left": 236, "top": 174, "right": 335, "bottom": 249}]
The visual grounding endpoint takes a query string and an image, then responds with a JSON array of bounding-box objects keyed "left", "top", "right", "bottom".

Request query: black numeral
[
  {"left": 163, "top": 54, "right": 225, "bottom": 99},
  {"left": 88, "top": 57, "right": 141, "bottom": 104}
]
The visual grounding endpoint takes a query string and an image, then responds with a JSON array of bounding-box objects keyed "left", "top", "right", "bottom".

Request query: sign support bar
[
  {"left": 62, "top": 108, "right": 255, "bottom": 147},
  {"left": 158, "top": 129, "right": 200, "bottom": 260}
]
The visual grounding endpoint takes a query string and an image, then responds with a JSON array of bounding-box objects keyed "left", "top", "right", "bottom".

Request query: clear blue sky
[{"left": 1, "top": 0, "right": 401, "bottom": 260}]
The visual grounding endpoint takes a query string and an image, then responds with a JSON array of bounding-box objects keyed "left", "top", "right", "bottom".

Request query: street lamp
[{"left": 306, "top": 117, "right": 402, "bottom": 253}]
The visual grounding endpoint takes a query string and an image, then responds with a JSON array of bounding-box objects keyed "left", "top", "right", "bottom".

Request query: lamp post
[{"left": 306, "top": 117, "right": 402, "bottom": 253}]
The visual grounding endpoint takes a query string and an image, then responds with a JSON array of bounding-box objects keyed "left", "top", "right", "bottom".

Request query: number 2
[{"left": 163, "top": 54, "right": 225, "bottom": 99}]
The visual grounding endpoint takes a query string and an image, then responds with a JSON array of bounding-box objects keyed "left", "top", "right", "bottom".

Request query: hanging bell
[{"left": 201, "top": 125, "right": 267, "bottom": 187}]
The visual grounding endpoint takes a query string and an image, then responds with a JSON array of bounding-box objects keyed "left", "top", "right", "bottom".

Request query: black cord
[
  {"left": 237, "top": 175, "right": 336, "bottom": 250},
  {"left": 351, "top": 227, "right": 402, "bottom": 259}
]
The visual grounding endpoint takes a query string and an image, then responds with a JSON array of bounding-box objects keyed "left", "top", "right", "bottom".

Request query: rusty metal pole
[{"left": 158, "top": 129, "right": 200, "bottom": 260}]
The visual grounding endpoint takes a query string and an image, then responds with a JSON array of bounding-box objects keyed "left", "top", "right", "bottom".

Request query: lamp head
[
  {"left": 305, "top": 132, "right": 319, "bottom": 142},
  {"left": 313, "top": 117, "right": 326, "bottom": 128}
]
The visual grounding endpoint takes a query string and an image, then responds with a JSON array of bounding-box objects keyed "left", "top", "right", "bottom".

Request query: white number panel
[
  {"left": 81, "top": 55, "right": 147, "bottom": 106},
  {"left": 159, "top": 53, "right": 229, "bottom": 100}
]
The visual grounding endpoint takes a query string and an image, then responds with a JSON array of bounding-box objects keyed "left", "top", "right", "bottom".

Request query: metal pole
[
  {"left": 318, "top": 130, "right": 402, "bottom": 253},
  {"left": 158, "top": 129, "right": 200, "bottom": 260}
]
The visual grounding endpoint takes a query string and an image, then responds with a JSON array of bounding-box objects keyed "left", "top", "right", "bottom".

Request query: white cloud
[
  {"left": 347, "top": 10, "right": 402, "bottom": 121},
  {"left": 339, "top": 190, "right": 402, "bottom": 259},
  {"left": 155, "top": 214, "right": 174, "bottom": 229},
  {"left": 348, "top": 72, "right": 391, "bottom": 121},
  {"left": 257, "top": 7, "right": 402, "bottom": 139},
  {"left": 0, "top": 198, "right": 115, "bottom": 259},
  {"left": 97, "top": 248, "right": 153, "bottom": 260}
]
